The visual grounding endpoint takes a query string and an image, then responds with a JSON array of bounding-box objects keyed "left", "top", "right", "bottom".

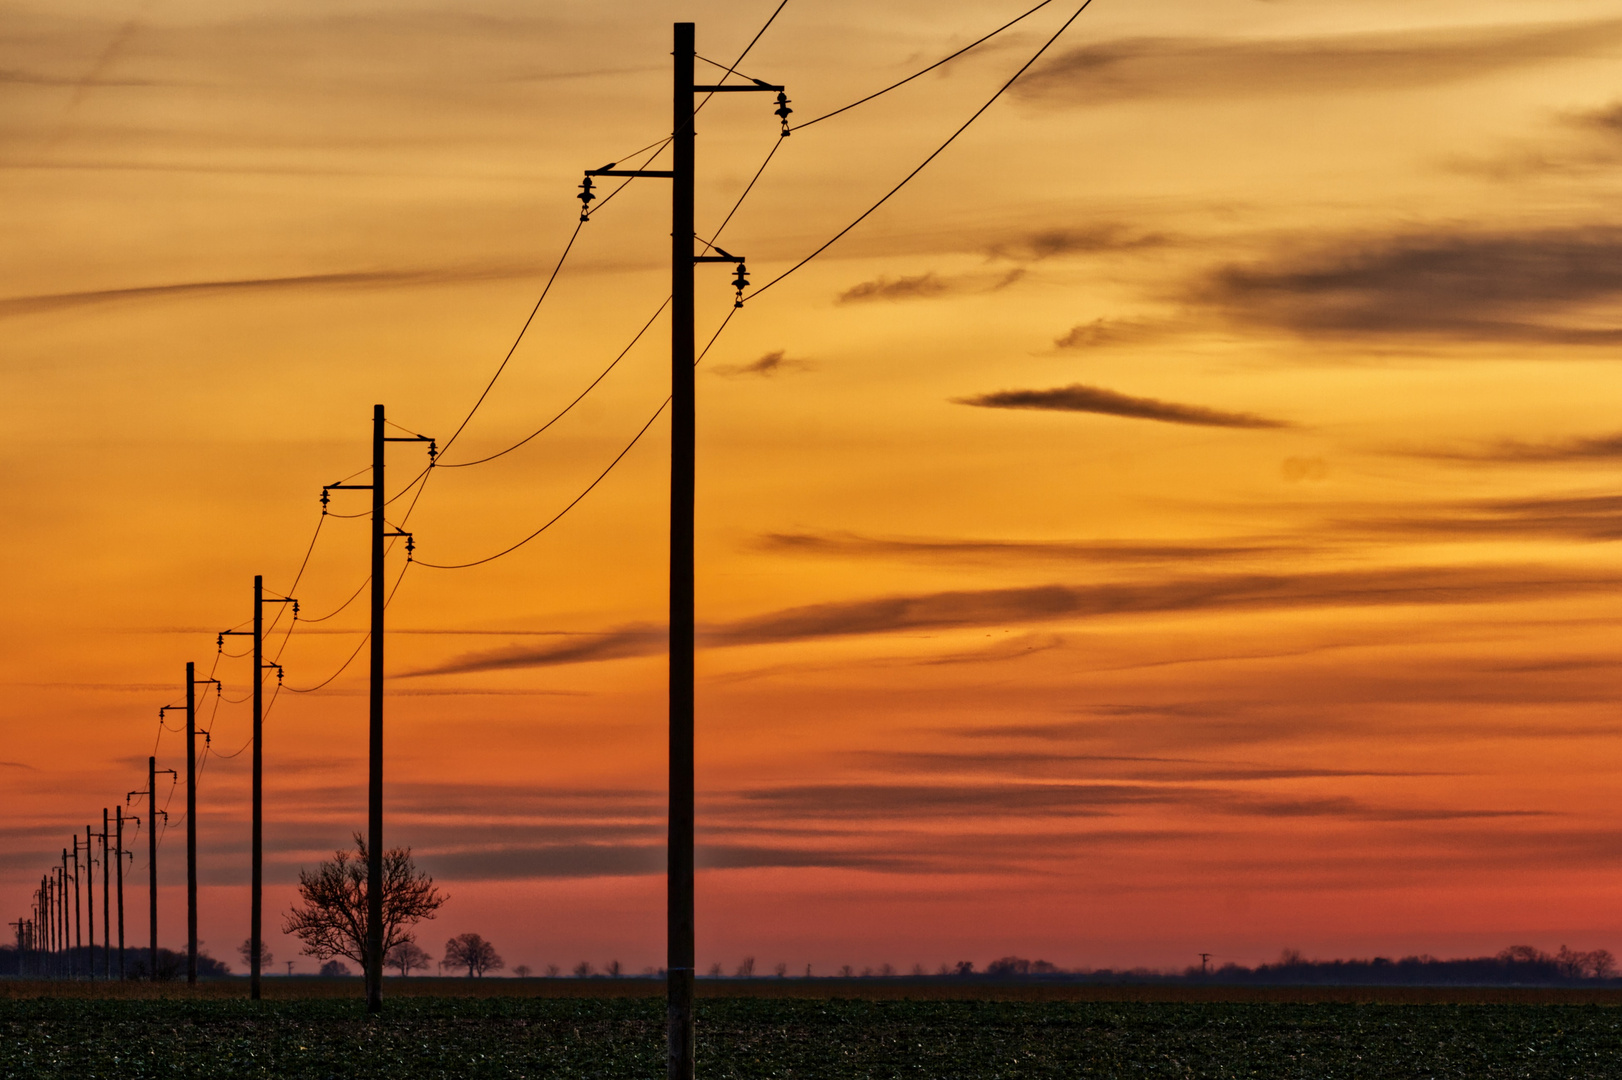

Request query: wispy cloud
[
  {"left": 1404, "top": 433, "right": 1622, "bottom": 464},
  {"left": 404, "top": 624, "right": 665, "bottom": 676},
  {"left": 757, "top": 530, "right": 1294, "bottom": 565},
  {"left": 1053, "top": 318, "right": 1163, "bottom": 349},
  {"left": 1194, "top": 228, "right": 1622, "bottom": 344},
  {"left": 836, "top": 269, "right": 1024, "bottom": 305},
  {"left": 989, "top": 226, "right": 1167, "bottom": 260},
  {"left": 954, "top": 383, "right": 1291, "bottom": 429},
  {"left": 407, "top": 564, "right": 1620, "bottom": 674},
  {"left": 1342, "top": 493, "right": 1622, "bottom": 542},
  {"left": 711, "top": 349, "right": 812, "bottom": 377},
  {"left": 0, "top": 265, "right": 531, "bottom": 318},
  {"left": 1015, "top": 18, "right": 1622, "bottom": 104}
]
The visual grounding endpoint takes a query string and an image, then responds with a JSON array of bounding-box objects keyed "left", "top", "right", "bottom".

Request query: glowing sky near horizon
[{"left": 3, "top": 0, "right": 1622, "bottom": 976}]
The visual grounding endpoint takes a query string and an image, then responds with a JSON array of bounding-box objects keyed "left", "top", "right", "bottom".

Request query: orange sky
[{"left": 4, "top": 0, "right": 1622, "bottom": 976}]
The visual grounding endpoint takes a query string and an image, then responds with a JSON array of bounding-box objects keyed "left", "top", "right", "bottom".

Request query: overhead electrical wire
[
  {"left": 282, "top": 559, "right": 411, "bottom": 692},
  {"left": 749, "top": 0, "right": 1093, "bottom": 301},
  {"left": 789, "top": 0, "right": 1057, "bottom": 131}
]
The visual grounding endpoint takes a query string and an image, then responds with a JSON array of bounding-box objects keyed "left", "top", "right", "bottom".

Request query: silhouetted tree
[
  {"left": 319, "top": 959, "right": 352, "bottom": 977},
  {"left": 386, "top": 941, "right": 432, "bottom": 977},
  {"left": 545, "top": 963, "right": 561, "bottom": 977},
  {"left": 514, "top": 964, "right": 532, "bottom": 979},
  {"left": 573, "top": 960, "right": 594, "bottom": 978},
  {"left": 443, "top": 933, "right": 503, "bottom": 977},
  {"left": 238, "top": 938, "right": 274, "bottom": 971},
  {"left": 735, "top": 956, "right": 754, "bottom": 978},
  {"left": 606, "top": 959, "right": 622, "bottom": 977},
  {"left": 775, "top": 962, "right": 789, "bottom": 977},
  {"left": 282, "top": 833, "right": 445, "bottom": 1000}
]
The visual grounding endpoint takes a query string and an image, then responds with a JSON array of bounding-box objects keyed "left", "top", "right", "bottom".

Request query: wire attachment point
[
  {"left": 405, "top": 535, "right": 416, "bottom": 562},
  {"left": 427, "top": 439, "right": 438, "bottom": 465},
  {"left": 731, "top": 262, "right": 749, "bottom": 308},
  {"left": 578, "top": 175, "right": 596, "bottom": 220},
  {"left": 320, "top": 488, "right": 330, "bottom": 515},
  {"left": 775, "top": 90, "right": 793, "bottom": 136}
]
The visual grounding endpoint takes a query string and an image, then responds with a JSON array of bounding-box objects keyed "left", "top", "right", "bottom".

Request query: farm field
[{"left": 3, "top": 993, "right": 1621, "bottom": 1079}]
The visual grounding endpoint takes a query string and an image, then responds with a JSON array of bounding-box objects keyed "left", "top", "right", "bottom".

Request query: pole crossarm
[
  {"left": 591, "top": 169, "right": 675, "bottom": 178},
  {"left": 692, "top": 83, "right": 783, "bottom": 92}
]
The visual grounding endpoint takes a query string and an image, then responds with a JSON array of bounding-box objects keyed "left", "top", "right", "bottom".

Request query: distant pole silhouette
[
  {"left": 115, "top": 805, "right": 126, "bottom": 979},
  {"left": 148, "top": 755, "right": 158, "bottom": 979},
  {"left": 220, "top": 576, "right": 292, "bottom": 999},
  {"left": 101, "top": 809, "right": 110, "bottom": 979},
  {"left": 71, "top": 837, "right": 81, "bottom": 975},
  {"left": 59, "top": 852, "right": 68, "bottom": 977},
  {"left": 325, "top": 404, "right": 430, "bottom": 1013},
  {"left": 251, "top": 576, "right": 263, "bottom": 999},
  {"left": 85, "top": 825, "right": 95, "bottom": 979}
]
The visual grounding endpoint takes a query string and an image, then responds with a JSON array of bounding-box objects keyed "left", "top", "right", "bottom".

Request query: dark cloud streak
[{"left": 954, "top": 383, "right": 1290, "bottom": 429}]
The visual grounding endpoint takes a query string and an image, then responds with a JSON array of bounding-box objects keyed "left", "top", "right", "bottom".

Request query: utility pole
[
  {"left": 167, "top": 663, "right": 218, "bottom": 986},
  {"left": 324, "top": 404, "right": 431, "bottom": 1013},
  {"left": 71, "top": 838, "right": 82, "bottom": 975},
  {"left": 59, "top": 851, "right": 68, "bottom": 977},
  {"left": 580, "top": 26, "right": 784, "bottom": 1080},
  {"left": 115, "top": 805, "right": 126, "bottom": 979},
  {"left": 220, "top": 576, "right": 294, "bottom": 1000},
  {"left": 100, "top": 810, "right": 110, "bottom": 979},
  {"left": 131, "top": 756, "right": 176, "bottom": 980},
  {"left": 85, "top": 825, "right": 95, "bottom": 979}
]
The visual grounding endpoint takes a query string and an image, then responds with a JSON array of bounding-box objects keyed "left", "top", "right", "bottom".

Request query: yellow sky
[{"left": 3, "top": 0, "right": 1622, "bottom": 974}]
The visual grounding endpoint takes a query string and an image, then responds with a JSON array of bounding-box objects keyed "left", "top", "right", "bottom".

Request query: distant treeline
[
  {"left": 0, "top": 945, "right": 230, "bottom": 980},
  {"left": 971, "top": 946, "right": 1620, "bottom": 986}
]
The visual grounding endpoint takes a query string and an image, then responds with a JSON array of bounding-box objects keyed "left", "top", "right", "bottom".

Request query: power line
[
  {"left": 437, "top": 217, "right": 587, "bottom": 459},
  {"left": 414, "top": 304, "right": 740, "bottom": 572},
  {"left": 416, "top": 403, "right": 669, "bottom": 570},
  {"left": 282, "top": 560, "right": 411, "bottom": 693},
  {"left": 789, "top": 0, "right": 1057, "bottom": 131},
  {"left": 749, "top": 0, "right": 1094, "bottom": 301},
  {"left": 439, "top": 298, "right": 671, "bottom": 469}
]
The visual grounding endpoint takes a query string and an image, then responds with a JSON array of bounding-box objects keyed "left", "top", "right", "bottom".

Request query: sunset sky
[{"left": 4, "top": 0, "right": 1622, "bottom": 977}]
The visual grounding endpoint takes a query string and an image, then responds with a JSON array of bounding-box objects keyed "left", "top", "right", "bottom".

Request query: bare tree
[
  {"left": 443, "top": 933, "right": 503, "bottom": 978},
  {"left": 386, "top": 941, "right": 433, "bottom": 977},
  {"left": 606, "top": 959, "right": 622, "bottom": 977},
  {"left": 282, "top": 833, "right": 446, "bottom": 1000},
  {"left": 514, "top": 964, "right": 532, "bottom": 979},
  {"left": 545, "top": 963, "right": 561, "bottom": 977},
  {"left": 320, "top": 959, "right": 352, "bottom": 977},
  {"left": 238, "top": 938, "right": 273, "bottom": 971},
  {"left": 774, "top": 962, "right": 788, "bottom": 978},
  {"left": 573, "top": 960, "right": 594, "bottom": 978},
  {"left": 735, "top": 956, "right": 755, "bottom": 978}
]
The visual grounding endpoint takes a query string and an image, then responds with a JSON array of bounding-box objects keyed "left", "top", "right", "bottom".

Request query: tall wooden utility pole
[
  {"left": 583, "top": 26, "right": 782, "bottom": 1080},
  {"left": 85, "top": 825, "right": 95, "bottom": 978},
  {"left": 220, "top": 576, "right": 294, "bottom": 999},
  {"left": 100, "top": 809, "right": 110, "bottom": 979},
  {"left": 71, "top": 838, "right": 81, "bottom": 973},
  {"left": 182, "top": 663, "right": 217, "bottom": 986},
  {"left": 115, "top": 806, "right": 126, "bottom": 978},
  {"left": 325, "top": 404, "right": 430, "bottom": 1013}
]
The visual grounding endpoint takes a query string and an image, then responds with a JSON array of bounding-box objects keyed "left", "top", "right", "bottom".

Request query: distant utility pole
[
  {"left": 85, "top": 825, "right": 95, "bottom": 979},
  {"left": 131, "top": 756, "right": 176, "bottom": 980},
  {"left": 220, "top": 575, "right": 294, "bottom": 1001},
  {"left": 71, "top": 838, "right": 82, "bottom": 974},
  {"left": 324, "top": 403, "right": 433, "bottom": 1014},
  {"left": 581, "top": 24, "right": 785, "bottom": 1080},
  {"left": 59, "top": 851, "right": 68, "bottom": 977},
  {"left": 1200, "top": 953, "right": 1211, "bottom": 975},
  {"left": 115, "top": 805, "right": 127, "bottom": 979},
  {"left": 165, "top": 663, "right": 219, "bottom": 986},
  {"left": 100, "top": 809, "right": 110, "bottom": 979}
]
